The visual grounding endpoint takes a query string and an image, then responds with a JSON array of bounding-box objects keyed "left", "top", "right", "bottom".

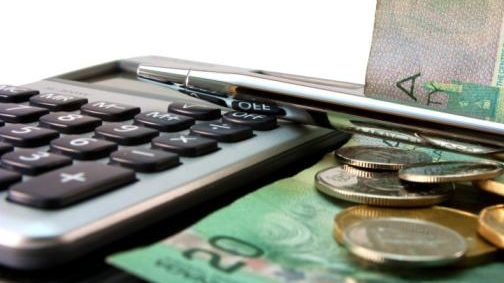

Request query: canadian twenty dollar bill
[{"left": 107, "top": 135, "right": 504, "bottom": 283}]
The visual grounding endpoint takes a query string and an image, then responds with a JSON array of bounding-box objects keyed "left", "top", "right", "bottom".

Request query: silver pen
[{"left": 137, "top": 61, "right": 504, "bottom": 160}]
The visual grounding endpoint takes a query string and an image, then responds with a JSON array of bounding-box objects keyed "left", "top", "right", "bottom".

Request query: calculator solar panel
[{"left": 0, "top": 56, "right": 347, "bottom": 269}]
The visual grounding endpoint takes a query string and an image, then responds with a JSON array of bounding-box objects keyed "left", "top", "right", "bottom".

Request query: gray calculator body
[{"left": 0, "top": 56, "right": 347, "bottom": 269}]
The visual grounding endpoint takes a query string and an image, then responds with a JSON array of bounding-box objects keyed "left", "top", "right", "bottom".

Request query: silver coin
[
  {"left": 344, "top": 121, "right": 425, "bottom": 145},
  {"left": 315, "top": 165, "right": 453, "bottom": 207},
  {"left": 335, "top": 146, "right": 432, "bottom": 170},
  {"left": 342, "top": 218, "right": 467, "bottom": 267},
  {"left": 399, "top": 161, "right": 504, "bottom": 183},
  {"left": 418, "top": 134, "right": 504, "bottom": 155}
]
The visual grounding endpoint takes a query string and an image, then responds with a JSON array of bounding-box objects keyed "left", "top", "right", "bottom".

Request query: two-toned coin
[
  {"left": 342, "top": 217, "right": 467, "bottom": 267},
  {"left": 315, "top": 165, "right": 453, "bottom": 207},
  {"left": 335, "top": 146, "right": 432, "bottom": 170},
  {"left": 478, "top": 204, "right": 504, "bottom": 249},
  {"left": 334, "top": 206, "right": 499, "bottom": 265},
  {"left": 398, "top": 161, "right": 503, "bottom": 183}
]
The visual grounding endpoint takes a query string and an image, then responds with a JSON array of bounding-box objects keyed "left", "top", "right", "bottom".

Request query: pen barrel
[{"left": 138, "top": 64, "right": 504, "bottom": 159}]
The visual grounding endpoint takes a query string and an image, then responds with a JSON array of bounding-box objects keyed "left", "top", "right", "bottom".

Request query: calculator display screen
[{"left": 83, "top": 72, "right": 175, "bottom": 95}]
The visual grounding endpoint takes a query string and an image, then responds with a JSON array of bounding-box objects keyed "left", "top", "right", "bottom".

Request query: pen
[{"left": 137, "top": 62, "right": 504, "bottom": 159}]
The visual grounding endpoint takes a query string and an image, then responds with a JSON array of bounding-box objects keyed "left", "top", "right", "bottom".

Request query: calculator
[{"left": 0, "top": 56, "right": 347, "bottom": 269}]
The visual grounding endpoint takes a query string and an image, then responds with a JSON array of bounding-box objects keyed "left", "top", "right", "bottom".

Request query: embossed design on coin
[
  {"left": 315, "top": 165, "right": 453, "bottom": 207},
  {"left": 334, "top": 206, "right": 498, "bottom": 265},
  {"left": 478, "top": 204, "right": 504, "bottom": 249},
  {"left": 342, "top": 218, "right": 467, "bottom": 267},
  {"left": 398, "top": 161, "right": 503, "bottom": 183},
  {"left": 335, "top": 146, "right": 432, "bottom": 170}
]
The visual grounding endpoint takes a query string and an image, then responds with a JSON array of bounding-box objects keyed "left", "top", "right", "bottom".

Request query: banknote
[
  {"left": 107, "top": 135, "right": 504, "bottom": 283},
  {"left": 365, "top": 0, "right": 504, "bottom": 118}
]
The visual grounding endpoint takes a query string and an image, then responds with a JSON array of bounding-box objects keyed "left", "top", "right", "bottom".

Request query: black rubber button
[
  {"left": 0, "top": 142, "right": 14, "bottom": 156},
  {"left": 134, "top": 111, "right": 195, "bottom": 132},
  {"left": 50, "top": 136, "right": 117, "bottom": 160},
  {"left": 0, "top": 169, "right": 21, "bottom": 190},
  {"left": 0, "top": 85, "right": 39, "bottom": 103},
  {"left": 0, "top": 125, "right": 59, "bottom": 147},
  {"left": 152, "top": 134, "right": 218, "bottom": 157},
  {"left": 94, "top": 124, "right": 159, "bottom": 145},
  {"left": 81, "top": 101, "right": 140, "bottom": 121},
  {"left": 1, "top": 150, "right": 72, "bottom": 175},
  {"left": 222, "top": 111, "right": 277, "bottom": 130},
  {"left": 7, "top": 163, "right": 136, "bottom": 208},
  {"left": 110, "top": 148, "right": 179, "bottom": 172},
  {"left": 0, "top": 103, "right": 49, "bottom": 123},
  {"left": 30, "top": 93, "right": 88, "bottom": 111},
  {"left": 190, "top": 122, "right": 253, "bottom": 142},
  {"left": 168, "top": 102, "right": 221, "bottom": 120},
  {"left": 39, "top": 112, "right": 102, "bottom": 134}
]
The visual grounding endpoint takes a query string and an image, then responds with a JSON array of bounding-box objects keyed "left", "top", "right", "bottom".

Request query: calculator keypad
[
  {"left": 168, "top": 102, "right": 221, "bottom": 120},
  {"left": 110, "top": 148, "right": 179, "bottom": 172},
  {"left": 7, "top": 163, "right": 136, "bottom": 209},
  {"left": 39, "top": 112, "right": 102, "bottom": 134},
  {"left": 94, "top": 124, "right": 159, "bottom": 145},
  {"left": 0, "top": 104, "right": 49, "bottom": 123},
  {"left": 190, "top": 122, "right": 253, "bottom": 142},
  {"left": 50, "top": 136, "right": 117, "bottom": 160},
  {"left": 0, "top": 85, "right": 281, "bottom": 209},
  {"left": 30, "top": 93, "right": 88, "bottom": 111},
  {"left": 0, "top": 85, "right": 39, "bottom": 103},
  {"left": 0, "top": 169, "right": 21, "bottom": 190},
  {"left": 1, "top": 149, "right": 72, "bottom": 175},
  {"left": 0, "top": 125, "right": 59, "bottom": 147},
  {"left": 222, "top": 111, "right": 277, "bottom": 130},
  {"left": 152, "top": 134, "right": 218, "bottom": 157},
  {"left": 81, "top": 101, "right": 140, "bottom": 121},
  {"left": 0, "top": 142, "right": 14, "bottom": 155},
  {"left": 134, "top": 111, "right": 194, "bottom": 132}
]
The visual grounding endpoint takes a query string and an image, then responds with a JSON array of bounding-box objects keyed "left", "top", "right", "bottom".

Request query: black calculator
[{"left": 0, "top": 56, "right": 347, "bottom": 269}]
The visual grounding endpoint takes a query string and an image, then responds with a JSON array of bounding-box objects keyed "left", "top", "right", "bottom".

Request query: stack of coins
[{"left": 315, "top": 145, "right": 504, "bottom": 267}]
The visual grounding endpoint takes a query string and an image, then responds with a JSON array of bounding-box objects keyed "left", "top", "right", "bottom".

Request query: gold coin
[
  {"left": 334, "top": 205, "right": 498, "bottom": 265},
  {"left": 343, "top": 217, "right": 467, "bottom": 267},
  {"left": 478, "top": 204, "right": 504, "bottom": 249},
  {"left": 473, "top": 175, "right": 504, "bottom": 197},
  {"left": 335, "top": 146, "right": 432, "bottom": 170},
  {"left": 398, "top": 161, "right": 503, "bottom": 183}
]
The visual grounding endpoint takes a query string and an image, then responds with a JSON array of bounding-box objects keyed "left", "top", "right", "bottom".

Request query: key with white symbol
[
  {"left": 0, "top": 85, "right": 39, "bottom": 103},
  {"left": 8, "top": 163, "right": 136, "bottom": 208},
  {"left": 190, "top": 122, "right": 253, "bottom": 142},
  {"left": 134, "top": 111, "right": 194, "bottom": 131},
  {"left": 168, "top": 102, "right": 221, "bottom": 120},
  {"left": 110, "top": 148, "right": 179, "bottom": 172},
  {"left": 152, "top": 134, "right": 218, "bottom": 156}
]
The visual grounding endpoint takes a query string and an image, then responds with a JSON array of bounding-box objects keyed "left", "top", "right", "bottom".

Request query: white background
[{"left": 0, "top": 1, "right": 376, "bottom": 85}]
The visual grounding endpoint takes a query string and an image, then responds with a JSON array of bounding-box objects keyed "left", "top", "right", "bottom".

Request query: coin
[
  {"left": 335, "top": 146, "right": 432, "bottom": 170},
  {"left": 342, "top": 217, "right": 467, "bottom": 267},
  {"left": 478, "top": 204, "right": 504, "bottom": 249},
  {"left": 315, "top": 165, "right": 453, "bottom": 207},
  {"left": 398, "top": 161, "right": 503, "bottom": 183},
  {"left": 418, "top": 134, "right": 504, "bottom": 155},
  {"left": 473, "top": 174, "right": 504, "bottom": 197},
  {"left": 334, "top": 206, "right": 499, "bottom": 265}
]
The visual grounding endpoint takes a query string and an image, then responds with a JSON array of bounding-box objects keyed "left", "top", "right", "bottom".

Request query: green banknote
[
  {"left": 107, "top": 135, "right": 504, "bottom": 283},
  {"left": 365, "top": 0, "right": 504, "bottom": 120}
]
